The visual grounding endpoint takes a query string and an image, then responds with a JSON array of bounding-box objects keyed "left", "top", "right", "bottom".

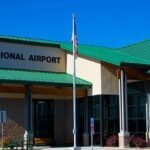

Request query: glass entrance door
[{"left": 34, "top": 100, "right": 54, "bottom": 145}]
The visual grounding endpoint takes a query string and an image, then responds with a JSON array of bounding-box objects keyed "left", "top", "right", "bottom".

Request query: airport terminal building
[{"left": 0, "top": 35, "right": 150, "bottom": 148}]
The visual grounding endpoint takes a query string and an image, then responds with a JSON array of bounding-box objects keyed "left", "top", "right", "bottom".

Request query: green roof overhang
[
  {"left": 0, "top": 35, "right": 150, "bottom": 68},
  {"left": 120, "top": 62, "right": 150, "bottom": 69},
  {"left": 0, "top": 69, "right": 92, "bottom": 88},
  {"left": 0, "top": 35, "right": 60, "bottom": 47}
]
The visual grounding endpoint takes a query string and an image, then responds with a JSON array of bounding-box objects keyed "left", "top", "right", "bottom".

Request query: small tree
[
  {"left": 129, "top": 135, "right": 146, "bottom": 148},
  {"left": 106, "top": 134, "right": 118, "bottom": 147}
]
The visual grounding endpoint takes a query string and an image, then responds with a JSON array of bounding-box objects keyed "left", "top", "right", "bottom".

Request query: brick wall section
[{"left": 0, "top": 99, "right": 25, "bottom": 143}]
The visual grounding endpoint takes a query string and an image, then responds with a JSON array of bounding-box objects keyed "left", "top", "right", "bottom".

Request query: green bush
[{"left": 3, "top": 138, "right": 12, "bottom": 148}]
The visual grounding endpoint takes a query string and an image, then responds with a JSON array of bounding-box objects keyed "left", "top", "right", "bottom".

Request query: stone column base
[
  {"left": 146, "top": 132, "right": 150, "bottom": 142},
  {"left": 83, "top": 132, "right": 89, "bottom": 146},
  {"left": 24, "top": 131, "right": 28, "bottom": 149},
  {"left": 24, "top": 131, "right": 33, "bottom": 149},
  {"left": 118, "top": 131, "right": 130, "bottom": 148}
]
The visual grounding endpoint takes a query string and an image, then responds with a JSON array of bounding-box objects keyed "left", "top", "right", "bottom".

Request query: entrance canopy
[{"left": 0, "top": 69, "right": 92, "bottom": 87}]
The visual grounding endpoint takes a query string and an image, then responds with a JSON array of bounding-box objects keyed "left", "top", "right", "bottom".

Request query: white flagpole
[{"left": 72, "top": 13, "right": 77, "bottom": 148}]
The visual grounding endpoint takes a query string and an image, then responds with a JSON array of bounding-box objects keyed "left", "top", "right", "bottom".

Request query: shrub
[
  {"left": 106, "top": 134, "right": 118, "bottom": 147},
  {"left": 129, "top": 135, "right": 146, "bottom": 148},
  {"left": 146, "top": 140, "right": 150, "bottom": 147},
  {"left": 8, "top": 141, "right": 20, "bottom": 149},
  {"left": 3, "top": 138, "right": 12, "bottom": 148}
]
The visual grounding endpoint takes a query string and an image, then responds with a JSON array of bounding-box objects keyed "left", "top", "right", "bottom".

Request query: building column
[
  {"left": 100, "top": 96, "right": 104, "bottom": 146},
  {"left": 24, "top": 85, "right": 33, "bottom": 148},
  {"left": 83, "top": 94, "right": 89, "bottom": 146},
  {"left": 146, "top": 88, "right": 150, "bottom": 141},
  {"left": 118, "top": 69, "right": 129, "bottom": 148}
]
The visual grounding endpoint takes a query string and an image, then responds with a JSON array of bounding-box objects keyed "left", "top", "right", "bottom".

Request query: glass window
[
  {"left": 34, "top": 100, "right": 54, "bottom": 139},
  {"left": 138, "top": 96, "right": 146, "bottom": 105},
  {"left": 137, "top": 119, "right": 146, "bottom": 132},
  {"left": 128, "top": 106, "right": 137, "bottom": 118},
  {"left": 107, "top": 107, "right": 118, "bottom": 119},
  {"left": 88, "top": 95, "right": 101, "bottom": 145},
  {"left": 128, "top": 96, "right": 138, "bottom": 106},
  {"left": 95, "top": 120, "right": 100, "bottom": 132},
  {"left": 103, "top": 95, "right": 119, "bottom": 138},
  {"left": 137, "top": 106, "right": 146, "bottom": 118},
  {"left": 128, "top": 81, "right": 147, "bottom": 137},
  {"left": 94, "top": 133, "right": 100, "bottom": 145},
  {"left": 108, "top": 120, "right": 115, "bottom": 132},
  {"left": 93, "top": 96, "right": 100, "bottom": 120},
  {"left": 77, "top": 97, "right": 85, "bottom": 146},
  {"left": 114, "top": 119, "right": 119, "bottom": 132},
  {"left": 128, "top": 120, "right": 137, "bottom": 132}
]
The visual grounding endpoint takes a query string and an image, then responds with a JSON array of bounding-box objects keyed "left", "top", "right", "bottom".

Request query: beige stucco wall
[
  {"left": 66, "top": 53, "right": 119, "bottom": 96},
  {"left": 66, "top": 53, "right": 101, "bottom": 96},
  {"left": 0, "top": 99, "right": 25, "bottom": 142},
  {"left": 101, "top": 62, "right": 119, "bottom": 95}
]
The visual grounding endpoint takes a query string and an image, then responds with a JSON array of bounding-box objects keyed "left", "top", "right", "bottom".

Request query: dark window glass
[
  {"left": 103, "top": 95, "right": 119, "bottom": 138},
  {"left": 138, "top": 96, "right": 146, "bottom": 105},
  {"left": 114, "top": 119, "right": 119, "bottom": 132},
  {"left": 137, "top": 119, "right": 146, "bottom": 132},
  {"left": 128, "top": 106, "right": 137, "bottom": 118},
  {"left": 128, "top": 81, "right": 146, "bottom": 94},
  {"left": 34, "top": 100, "right": 54, "bottom": 139},
  {"left": 88, "top": 95, "right": 101, "bottom": 145},
  {"left": 93, "top": 96, "right": 100, "bottom": 120},
  {"left": 128, "top": 81, "right": 146, "bottom": 137},
  {"left": 137, "top": 106, "right": 145, "bottom": 118},
  {"left": 108, "top": 120, "right": 115, "bottom": 132},
  {"left": 128, "top": 96, "right": 138, "bottom": 106},
  {"left": 77, "top": 97, "right": 85, "bottom": 146},
  {"left": 94, "top": 133, "right": 100, "bottom": 145},
  {"left": 128, "top": 120, "right": 137, "bottom": 132},
  {"left": 95, "top": 120, "right": 100, "bottom": 132}
]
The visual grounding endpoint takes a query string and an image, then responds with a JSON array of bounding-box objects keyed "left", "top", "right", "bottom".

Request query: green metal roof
[
  {"left": 118, "top": 40, "right": 150, "bottom": 63},
  {"left": 0, "top": 69, "right": 92, "bottom": 87},
  {"left": 0, "top": 35, "right": 150, "bottom": 68},
  {"left": 60, "top": 43, "right": 150, "bottom": 68},
  {"left": 0, "top": 35, "right": 60, "bottom": 47}
]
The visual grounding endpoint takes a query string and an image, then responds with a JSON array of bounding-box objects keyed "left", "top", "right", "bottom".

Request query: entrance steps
[
  {"left": 33, "top": 147, "right": 149, "bottom": 150},
  {"left": 33, "top": 147, "right": 73, "bottom": 150}
]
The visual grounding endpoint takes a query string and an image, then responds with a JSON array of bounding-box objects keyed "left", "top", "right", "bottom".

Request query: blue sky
[{"left": 0, "top": 0, "right": 149, "bottom": 48}]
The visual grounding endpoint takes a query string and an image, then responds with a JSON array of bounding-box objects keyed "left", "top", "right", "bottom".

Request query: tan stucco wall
[
  {"left": 65, "top": 101, "right": 73, "bottom": 145},
  {"left": 101, "top": 62, "right": 119, "bottom": 95},
  {"left": 54, "top": 100, "right": 66, "bottom": 145},
  {"left": 0, "top": 99, "right": 25, "bottom": 142},
  {"left": 66, "top": 53, "right": 101, "bottom": 96},
  {"left": 54, "top": 100, "right": 73, "bottom": 146}
]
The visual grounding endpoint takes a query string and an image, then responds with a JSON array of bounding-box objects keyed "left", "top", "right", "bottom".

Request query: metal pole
[
  {"left": 91, "top": 133, "right": 93, "bottom": 150},
  {"left": 118, "top": 76, "right": 122, "bottom": 132},
  {"left": 146, "top": 84, "right": 150, "bottom": 141},
  {"left": 146, "top": 103, "right": 148, "bottom": 141},
  {"left": 1, "top": 123, "right": 3, "bottom": 149},
  {"left": 72, "top": 14, "right": 77, "bottom": 148},
  {"left": 124, "top": 73, "right": 128, "bottom": 132},
  {"left": 121, "top": 69, "right": 125, "bottom": 132}
]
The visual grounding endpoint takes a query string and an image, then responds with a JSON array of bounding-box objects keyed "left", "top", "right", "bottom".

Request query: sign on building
[
  {"left": 90, "top": 117, "right": 94, "bottom": 134},
  {"left": 0, "top": 42, "right": 66, "bottom": 72},
  {"left": 0, "top": 111, "right": 7, "bottom": 123}
]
